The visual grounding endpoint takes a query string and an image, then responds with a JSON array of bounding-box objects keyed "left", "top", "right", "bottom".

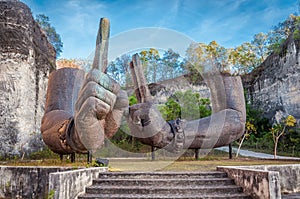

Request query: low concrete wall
[
  {"left": 217, "top": 166, "right": 280, "bottom": 199},
  {"left": 239, "top": 164, "right": 300, "bottom": 194},
  {"left": 49, "top": 167, "right": 108, "bottom": 199},
  {"left": 0, "top": 166, "right": 73, "bottom": 199},
  {"left": 218, "top": 164, "right": 300, "bottom": 199}
]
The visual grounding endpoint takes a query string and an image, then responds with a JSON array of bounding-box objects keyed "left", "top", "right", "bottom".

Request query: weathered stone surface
[
  {"left": 243, "top": 36, "right": 300, "bottom": 120},
  {"left": 49, "top": 167, "right": 107, "bottom": 199},
  {"left": 0, "top": 0, "right": 56, "bottom": 157},
  {"left": 218, "top": 164, "right": 300, "bottom": 199},
  {"left": 217, "top": 166, "right": 281, "bottom": 199},
  {"left": 139, "top": 74, "right": 210, "bottom": 104},
  {"left": 0, "top": 166, "right": 73, "bottom": 199},
  {"left": 241, "top": 164, "right": 300, "bottom": 194},
  {"left": 78, "top": 171, "right": 250, "bottom": 198}
]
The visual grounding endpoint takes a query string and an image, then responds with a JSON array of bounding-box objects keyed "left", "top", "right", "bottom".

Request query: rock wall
[
  {"left": 0, "top": 0, "right": 56, "bottom": 157},
  {"left": 145, "top": 74, "right": 210, "bottom": 104},
  {"left": 243, "top": 36, "right": 300, "bottom": 120}
]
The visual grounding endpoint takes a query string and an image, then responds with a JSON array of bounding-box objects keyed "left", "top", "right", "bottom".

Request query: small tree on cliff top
[{"left": 36, "top": 14, "right": 63, "bottom": 58}]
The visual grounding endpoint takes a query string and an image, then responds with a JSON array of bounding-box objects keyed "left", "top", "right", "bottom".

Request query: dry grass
[
  {"left": 1, "top": 155, "right": 299, "bottom": 172},
  {"left": 0, "top": 159, "right": 87, "bottom": 168},
  {"left": 107, "top": 157, "right": 300, "bottom": 172}
]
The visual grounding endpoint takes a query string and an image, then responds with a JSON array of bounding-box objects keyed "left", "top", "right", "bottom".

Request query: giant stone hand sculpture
[
  {"left": 41, "top": 17, "right": 246, "bottom": 155},
  {"left": 41, "top": 18, "right": 128, "bottom": 154}
]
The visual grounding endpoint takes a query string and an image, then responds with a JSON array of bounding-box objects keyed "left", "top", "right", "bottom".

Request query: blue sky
[{"left": 21, "top": 0, "right": 298, "bottom": 60}]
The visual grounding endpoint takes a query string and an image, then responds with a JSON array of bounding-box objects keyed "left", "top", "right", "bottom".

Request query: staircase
[{"left": 78, "top": 171, "right": 250, "bottom": 199}]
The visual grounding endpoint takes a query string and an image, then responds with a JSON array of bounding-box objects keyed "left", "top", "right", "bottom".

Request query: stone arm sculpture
[
  {"left": 41, "top": 18, "right": 128, "bottom": 154},
  {"left": 127, "top": 54, "right": 246, "bottom": 152},
  {"left": 40, "top": 17, "right": 245, "bottom": 155}
]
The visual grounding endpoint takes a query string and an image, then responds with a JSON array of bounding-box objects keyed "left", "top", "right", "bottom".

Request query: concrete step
[
  {"left": 78, "top": 193, "right": 251, "bottom": 199},
  {"left": 98, "top": 171, "right": 228, "bottom": 179},
  {"left": 92, "top": 177, "right": 235, "bottom": 187},
  {"left": 78, "top": 171, "right": 251, "bottom": 199},
  {"left": 85, "top": 185, "right": 243, "bottom": 195}
]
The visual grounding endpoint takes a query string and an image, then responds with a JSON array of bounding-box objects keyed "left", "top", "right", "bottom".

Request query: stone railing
[
  {"left": 217, "top": 164, "right": 300, "bottom": 199},
  {"left": 0, "top": 166, "right": 107, "bottom": 199}
]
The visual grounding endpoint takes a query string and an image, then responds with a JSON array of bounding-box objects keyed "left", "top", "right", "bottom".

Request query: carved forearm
[
  {"left": 41, "top": 68, "right": 87, "bottom": 154},
  {"left": 41, "top": 110, "right": 87, "bottom": 154},
  {"left": 183, "top": 109, "right": 245, "bottom": 149},
  {"left": 183, "top": 73, "right": 246, "bottom": 149}
]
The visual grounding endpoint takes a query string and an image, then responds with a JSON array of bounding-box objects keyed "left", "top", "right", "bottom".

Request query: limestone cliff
[
  {"left": 243, "top": 36, "right": 300, "bottom": 120},
  {"left": 0, "top": 0, "right": 56, "bottom": 157},
  {"left": 131, "top": 74, "right": 210, "bottom": 104}
]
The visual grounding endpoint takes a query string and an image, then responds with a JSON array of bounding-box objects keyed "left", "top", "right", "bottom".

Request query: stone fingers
[
  {"left": 76, "top": 97, "right": 110, "bottom": 122},
  {"left": 92, "top": 18, "right": 110, "bottom": 72},
  {"left": 75, "top": 97, "right": 107, "bottom": 150},
  {"left": 83, "top": 69, "right": 120, "bottom": 94},
  {"left": 128, "top": 103, "right": 167, "bottom": 139},
  {"left": 114, "top": 90, "right": 129, "bottom": 110},
  {"left": 130, "top": 53, "right": 152, "bottom": 103},
  {"left": 76, "top": 81, "right": 117, "bottom": 114}
]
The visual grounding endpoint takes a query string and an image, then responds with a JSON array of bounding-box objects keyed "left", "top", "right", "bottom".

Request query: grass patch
[
  {"left": 107, "top": 157, "right": 300, "bottom": 172},
  {"left": 1, "top": 157, "right": 299, "bottom": 172},
  {"left": 0, "top": 148, "right": 299, "bottom": 172},
  {"left": 0, "top": 158, "right": 87, "bottom": 167}
]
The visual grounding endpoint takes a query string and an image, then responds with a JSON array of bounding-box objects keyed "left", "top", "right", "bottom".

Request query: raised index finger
[
  {"left": 131, "top": 53, "right": 152, "bottom": 103},
  {"left": 92, "top": 18, "right": 110, "bottom": 73}
]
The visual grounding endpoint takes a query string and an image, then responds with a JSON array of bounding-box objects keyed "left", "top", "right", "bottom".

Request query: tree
[
  {"left": 185, "top": 42, "right": 205, "bottom": 73},
  {"left": 161, "top": 49, "right": 185, "bottom": 80},
  {"left": 236, "top": 121, "right": 256, "bottom": 157},
  {"left": 185, "top": 40, "right": 260, "bottom": 75},
  {"left": 128, "top": 94, "right": 138, "bottom": 106},
  {"left": 251, "top": 32, "right": 269, "bottom": 62},
  {"left": 158, "top": 90, "right": 211, "bottom": 121},
  {"left": 228, "top": 42, "right": 259, "bottom": 74},
  {"left": 185, "top": 41, "right": 230, "bottom": 73},
  {"left": 267, "top": 14, "right": 300, "bottom": 52},
  {"left": 271, "top": 115, "right": 297, "bottom": 159},
  {"left": 158, "top": 98, "right": 181, "bottom": 121},
  {"left": 205, "top": 41, "right": 229, "bottom": 72},
  {"left": 107, "top": 54, "right": 131, "bottom": 87},
  {"left": 107, "top": 48, "right": 185, "bottom": 87},
  {"left": 288, "top": 128, "right": 300, "bottom": 156},
  {"left": 35, "top": 14, "right": 63, "bottom": 58},
  {"left": 184, "top": 13, "right": 300, "bottom": 75},
  {"left": 139, "top": 48, "right": 161, "bottom": 83}
]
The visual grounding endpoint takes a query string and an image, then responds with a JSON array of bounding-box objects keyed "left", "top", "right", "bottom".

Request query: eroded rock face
[
  {"left": 243, "top": 36, "right": 300, "bottom": 121},
  {"left": 0, "top": 0, "right": 56, "bottom": 157},
  {"left": 131, "top": 74, "right": 211, "bottom": 105}
]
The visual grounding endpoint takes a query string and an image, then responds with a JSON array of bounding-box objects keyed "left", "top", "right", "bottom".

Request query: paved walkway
[{"left": 216, "top": 146, "right": 300, "bottom": 160}]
